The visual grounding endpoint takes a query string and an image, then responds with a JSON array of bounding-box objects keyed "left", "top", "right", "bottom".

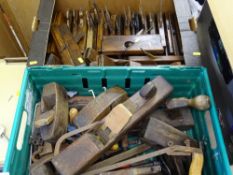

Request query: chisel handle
[{"left": 189, "top": 152, "right": 204, "bottom": 175}]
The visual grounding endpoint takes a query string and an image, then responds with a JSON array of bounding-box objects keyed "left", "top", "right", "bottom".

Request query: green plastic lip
[
  {"left": 203, "top": 68, "right": 232, "bottom": 175},
  {"left": 3, "top": 66, "right": 232, "bottom": 175},
  {"left": 3, "top": 68, "right": 29, "bottom": 172}
]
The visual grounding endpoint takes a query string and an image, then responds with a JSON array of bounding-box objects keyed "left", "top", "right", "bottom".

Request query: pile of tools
[
  {"left": 30, "top": 76, "right": 210, "bottom": 175},
  {"left": 46, "top": 2, "right": 183, "bottom": 66}
]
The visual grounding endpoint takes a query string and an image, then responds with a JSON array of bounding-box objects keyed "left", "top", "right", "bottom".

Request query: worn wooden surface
[
  {"left": 74, "top": 87, "right": 128, "bottom": 128},
  {"left": 143, "top": 117, "right": 197, "bottom": 147},
  {"left": 52, "top": 24, "right": 84, "bottom": 65},
  {"left": 102, "top": 35, "right": 164, "bottom": 55},
  {"left": 52, "top": 133, "right": 104, "bottom": 175},
  {"left": 52, "top": 77, "right": 173, "bottom": 174},
  {"left": 69, "top": 96, "right": 93, "bottom": 110},
  {"left": 149, "top": 108, "right": 194, "bottom": 130},
  {"left": 39, "top": 83, "right": 68, "bottom": 143}
]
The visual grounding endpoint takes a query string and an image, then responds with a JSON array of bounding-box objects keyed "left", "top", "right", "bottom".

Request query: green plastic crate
[{"left": 3, "top": 66, "right": 232, "bottom": 175}]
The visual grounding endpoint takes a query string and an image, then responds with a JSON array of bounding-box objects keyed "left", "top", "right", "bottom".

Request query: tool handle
[
  {"left": 189, "top": 152, "right": 204, "bottom": 175},
  {"left": 166, "top": 97, "right": 189, "bottom": 109},
  {"left": 188, "top": 95, "right": 210, "bottom": 111}
]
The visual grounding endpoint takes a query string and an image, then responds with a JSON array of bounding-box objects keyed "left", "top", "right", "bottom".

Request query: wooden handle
[
  {"left": 188, "top": 95, "right": 210, "bottom": 111},
  {"left": 166, "top": 97, "right": 189, "bottom": 109},
  {"left": 189, "top": 152, "right": 204, "bottom": 175}
]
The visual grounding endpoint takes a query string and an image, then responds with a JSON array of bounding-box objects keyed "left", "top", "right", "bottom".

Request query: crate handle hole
[
  {"left": 82, "top": 78, "right": 89, "bottom": 88},
  {"left": 125, "top": 78, "right": 131, "bottom": 88},
  {"left": 205, "top": 111, "right": 217, "bottom": 149},
  {"left": 102, "top": 78, "right": 107, "bottom": 87},
  {"left": 144, "top": 78, "right": 151, "bottom": 84},
  {"left": 16, "top": 111, "right": 27, "bottom": 151}
]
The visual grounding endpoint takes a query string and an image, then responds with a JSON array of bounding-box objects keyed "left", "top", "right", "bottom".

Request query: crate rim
[{"left": 26, "top": 65, "right": 205, "bottom": 71}]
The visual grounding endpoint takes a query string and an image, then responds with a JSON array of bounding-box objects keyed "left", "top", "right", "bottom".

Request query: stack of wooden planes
[{"left": 46, "top": 2, "right": 184, "bottom": 66}]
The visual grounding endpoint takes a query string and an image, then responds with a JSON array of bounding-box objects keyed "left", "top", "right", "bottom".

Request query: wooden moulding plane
[
  {"left": 51, "top": 24, "right": 84, "bottom": 65},
  {"left": 101, "top": 35, "right": 164, "bottom": 56},
  {"left": 73, "top": 87, "right": 128, "bottom": 128},
  {"left": 34, "top": 83, "right": 68, "bottom": 143}
]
